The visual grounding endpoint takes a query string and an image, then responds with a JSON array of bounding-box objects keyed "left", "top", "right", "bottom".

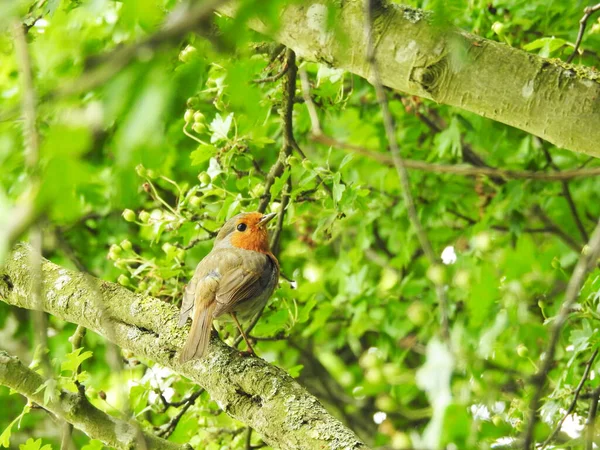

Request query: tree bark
[
  {"left": 219, "top": 0, "right": 600, "bottom": 158},
  {"left": 0, "top": 244, "right": 369, "bottom": 450}
]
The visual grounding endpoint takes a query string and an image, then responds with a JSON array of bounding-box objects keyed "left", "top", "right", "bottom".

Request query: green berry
[
  {"left": 198, "top": 172, "right": 211, "bottom": 185},
  {"left": 139, "top": 211, "right": 150, "bottom": 223},
  {"left": 193, "top": 111, "right": 205, "bottom": 123},
  {"left": 117, "top": 274, "right": 130, "bottom": 286},
  {"left": 122, "top": 209, "right": 136, "bottom": 222},
  {"left": 120, "top": 239, "right": 132, "bottom": 251},
  {"left": 184, "top": 109, "right": 195, "bottom": 123},
  {"left": 192, "top": 122, "right": 206, "bottom": 134}
]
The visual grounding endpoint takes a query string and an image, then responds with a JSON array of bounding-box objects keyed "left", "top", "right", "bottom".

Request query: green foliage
[{"left": 1, "top": 0, "right": 600, "bottom": 449}]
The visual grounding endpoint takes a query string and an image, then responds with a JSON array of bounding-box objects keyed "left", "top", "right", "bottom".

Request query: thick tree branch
[
  {"left": 0, "top": 244, "right": 369, "bottom": 450},
  {"left": 218, "top": 0, "right": 600, "bottom": 158},
  {"left": 0, "top": 351, "right": 188, "bottom": 450}
]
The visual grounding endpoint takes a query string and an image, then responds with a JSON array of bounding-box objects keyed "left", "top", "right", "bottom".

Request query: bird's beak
[{"left": 258, "top": 212, "right": 277, "bottom": 228}]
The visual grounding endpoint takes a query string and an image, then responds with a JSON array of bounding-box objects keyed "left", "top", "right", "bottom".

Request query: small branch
[
  {"left": 542, "top": 146, "right": 589, "bottom": 242},
  {"left": 312, "top": 134, "right": 600, "bottom": 181},
  {"left": 0, "top": 351, "right": 188, "bottom": 450},
  {"left": 257, "top": 49, "right": 297, "bottom": 213},
  {"left": 533, "top": 206, "right": 582, "bottom": 253},
  {"left": 522, "top": 216, "right": 600, "bottom": 449},
  {"left": 541, "top": 348, "right": 599, "bottom": 448},
  {"left": 299, "top": 68, "right": 322, "bottom": 135},
  {"left": 157, "top": 389, "right": 204, "bottom": 438},
  {"left": 364, "top": 0, "right": 450, "bottom": 340},
  {"left": 271, "top": 176, "right": 291, "bottom": 256},
  {"left": 567, "top": 3, "right": 600, "bottom": 63},
  {"left": 586, "top": 386, "right": 600, "bottom": 450},
  {"left": 253, "top": 60, "right": 289, "bottom": 83}
]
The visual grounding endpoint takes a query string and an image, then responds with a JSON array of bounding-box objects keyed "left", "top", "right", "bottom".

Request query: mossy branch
[
  {"left": 0, "top": 350, "right": 188, "bottom": 450},
  {"left": 0, "top": 244, "right": 369, "bottom": 450},
  {"left": 218, "top": 0, "right": 600, "bottom": 158}
]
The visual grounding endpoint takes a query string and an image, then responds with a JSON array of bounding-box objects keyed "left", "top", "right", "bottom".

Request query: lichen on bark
[{"left": 0, "top": 244, "right": 370, "bottom": 450}]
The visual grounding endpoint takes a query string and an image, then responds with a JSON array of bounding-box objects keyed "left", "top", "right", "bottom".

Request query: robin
[{"left": 178, "top": 211, "right": 279, "bottom": 362}]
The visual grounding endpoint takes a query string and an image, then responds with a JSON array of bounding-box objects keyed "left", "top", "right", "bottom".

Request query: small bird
[{"left": 178, "top": 211, "right": 279, "bottom": 362}]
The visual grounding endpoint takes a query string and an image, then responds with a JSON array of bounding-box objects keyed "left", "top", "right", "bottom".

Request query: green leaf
[
  {"left": 19, "top": 438, "right": 52, "bottom": 450},
  {"left": 190, "top": 144, "right": 218, "bottom": 166},
  {"left": 332, "top": 172, "right": 346, "bottom": 205},
  {"left": 61, "top": 348, "right": 93, "bottom": 374}
]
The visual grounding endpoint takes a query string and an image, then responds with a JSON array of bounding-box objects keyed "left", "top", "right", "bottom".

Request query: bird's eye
[{"left": 237, "top": 223, "right": 247, "bottom": 232}]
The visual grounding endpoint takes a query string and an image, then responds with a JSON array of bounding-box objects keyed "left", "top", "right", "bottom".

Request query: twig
[
  {"left": 271, "top": 177, "right": 291, "bottom": 257},
  {"left": 61, "top": 324, "right": 88, "bottom": 450},
  {"left": 522, "top": 216, "right": 600, "bottom": 449},
  {"left": 586, "top": 386, "right": 600, "bottom": 450},
  {"left": 257, "top": 49, "right": 297, "bottom": 213},
  {"left": 245, "top": 427, "right": 252, "bottom": 450},
  {"left": 364, "top": 0, "right": 450, "bottom": 340},
  {"left": 157, "top": 389, "right": 204, "bottom": 438},
  {"left": 253, "top": 60, "right": 289, "bottom": 83},
  {"left": 313, "top": 134, "right": 600, "bottom": 181},
  {"left": 542, "top": 146, "right": 589, "bottom": 242},
  {"left": 567, "top": 3, "right": 600, "bottom": 63},
  {"left": 541, "top": 348, "right": 599, "bottom": 448},
  {"left": 299, "top": 68, "right": 322, "bottom": 135},
  {"left": 533, "top": 206, "right": 582, "bottom": 253}
]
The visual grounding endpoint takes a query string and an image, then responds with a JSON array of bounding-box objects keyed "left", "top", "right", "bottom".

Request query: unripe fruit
[
  {"left": 407, "top": 301, "right": 429, "bottom": 326},
  {"left": 135, "top": 164, "right": 147, "bottom": 177},
  {"left": 120, "top": 239, "right": 133, "bottom": 251},
  {"left": 122, "top": 209, "right": 136, "bottom": 222},
  {"left": 189, "top": 196, "right": 202, "bottom": 207},
  {"left": 517, "top": 344, "right": 528, "bottom": 357},
  {"left": 359, "top": 352, "right": 380, "bottom": 369},
  {"left": 198, "top": 172, "right": 211, "bottom": 185},
  {"left": 139, "top": 211, "right": 150, "bottom": 223},
  {"left": 192, "top": 122, "right": 206, "bottom": 134},
  {"left": 427, "top": 265, "right": 446, "bottom": 285},
  {"left": 109, "top": 244, "right": 122, "bottom": 256},
  {"left": 117, "top": 274, "right": 130, "bottom": 286},
  {"left": 365, "top": 367, "right": 385, "bottom": 385},
  {"left": 184, "top": 109, "right": 195, "bottom": 123},
  {"left": 492, "top": 21, "right": 505, "bottom": 35},
  {"left": 193, "top": 111, "right": 205, "bottom": 123}
]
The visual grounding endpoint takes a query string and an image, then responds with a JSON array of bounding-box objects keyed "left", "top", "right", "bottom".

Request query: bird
[{"left": 178, "top": 211, "right": 280, "bottom": 362}]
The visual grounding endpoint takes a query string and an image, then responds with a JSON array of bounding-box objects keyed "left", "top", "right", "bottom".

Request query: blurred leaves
[{"left": 0, "top": 0, "right": 600, "bottom": 449}]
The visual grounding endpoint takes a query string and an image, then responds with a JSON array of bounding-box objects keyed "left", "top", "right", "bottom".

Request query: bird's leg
[{"left": 231, "top": 312, "right": 255, "bottom": 356}]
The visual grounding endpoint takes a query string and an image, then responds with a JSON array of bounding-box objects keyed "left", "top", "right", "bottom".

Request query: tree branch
[
  {"left": 364, "top": 0, "right": 450, "bottom": 340},
  {"left": 312, "top": 134, "right": 600, "bottom": 181},
  {"left": 0, "top": 351, "right": 188, "bottom": 450},
  {"left": 217, "top": 0, "right": 600, "bottom": 158},
  {"left": 0, "top": 244, "right": 369, "bottom": 450},
  {"left": 522, "top": 216, "right": 600, "bottom": 449}
]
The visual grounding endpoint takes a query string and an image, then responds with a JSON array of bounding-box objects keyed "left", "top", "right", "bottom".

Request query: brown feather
[{"left": 179, "top": 301, "right": 216, "bottom": 362}]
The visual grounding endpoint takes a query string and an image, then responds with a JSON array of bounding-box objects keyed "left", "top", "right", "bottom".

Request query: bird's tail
[{"left": 179, "top": 301, "right": 216, "bottom": 363}]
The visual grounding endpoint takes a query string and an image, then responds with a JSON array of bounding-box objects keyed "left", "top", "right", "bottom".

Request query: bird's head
[{"left": 214, "top": 212, "right": 277, "bottom": 253}]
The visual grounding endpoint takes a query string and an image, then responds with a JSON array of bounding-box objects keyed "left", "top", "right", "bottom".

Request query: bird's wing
[
  {"left": 213, "top": 250, "right": 273, "bottom": 317},
  {"left": 178, "top": 250, "right": 231, "bottom": 326}
]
